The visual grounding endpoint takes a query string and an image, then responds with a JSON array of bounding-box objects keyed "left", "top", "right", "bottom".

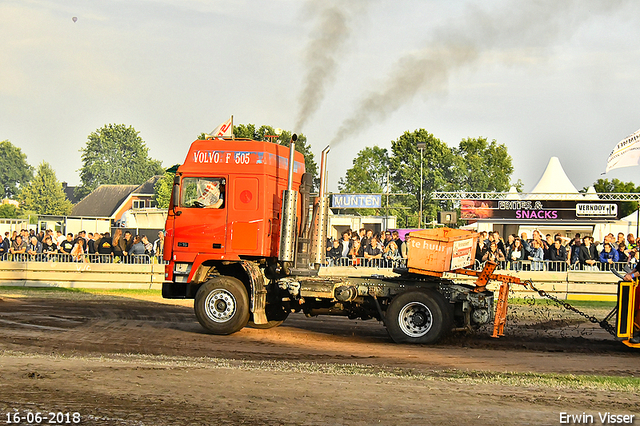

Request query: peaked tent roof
[{"left": 529, "top": 157, "right": 579, "bottom": 195}]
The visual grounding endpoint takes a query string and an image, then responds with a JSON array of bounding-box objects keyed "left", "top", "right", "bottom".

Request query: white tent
[
  {"left": 518, "top": 157, "right": 613, "bottom": 238},
  {"left": 528, "top": 157, "right": 580, "bottom": 198},
  {"left": 592, "top": 210, "right": 640, "bottom": 242},
  {"left": 584, "top": 186, "right": 599, "bottom": 200},
  {"left": 622, "top": 210, "right": 640, "bottom": 224}
]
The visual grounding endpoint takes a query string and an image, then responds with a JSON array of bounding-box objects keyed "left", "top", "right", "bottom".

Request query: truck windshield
[{"left": 181, "top": 177, "right": 225, "bottom": 208}]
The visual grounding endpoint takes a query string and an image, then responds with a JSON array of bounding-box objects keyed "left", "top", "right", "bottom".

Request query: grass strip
[
  {"left": 0, "top": 286, "right": 161, "bottom": 297},
  {"left": 2, "top": 350, "right": 637, "bottom": 392}
]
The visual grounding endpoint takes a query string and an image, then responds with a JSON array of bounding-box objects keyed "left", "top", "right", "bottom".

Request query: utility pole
[
  {"left": 385, "top": 169, "right": 389, "bottom": 229},
  {"left": 416, "top": 141, "right": 426, "bottom": 228},
  {"left": 636, "top": 202, "right": 640, "bottom": 244}
]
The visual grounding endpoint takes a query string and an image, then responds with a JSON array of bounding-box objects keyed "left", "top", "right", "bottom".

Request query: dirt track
[{"left": 0, "top": 290, "right": 638, "bottom": 425}]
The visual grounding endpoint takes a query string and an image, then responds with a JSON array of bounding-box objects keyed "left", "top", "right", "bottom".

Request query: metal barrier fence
[
  {"left": 0, "top": 253, "right": 168, "bottom": 265},
  {"left": 0, "top": 253, "right": 634, "bottom": 273},
  {"left": 472, "top": 259, "right": 636, "bottom": 273},
  {"left": 323, "top": 257, "right": 636, "bottom": 273},
  {"left": 325, "top": 257, "right": 407, "bottom": 268}
]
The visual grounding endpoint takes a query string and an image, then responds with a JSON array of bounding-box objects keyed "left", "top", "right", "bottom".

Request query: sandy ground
[{"left": 0, "top": 290, "right": 638, "bottom": 426}]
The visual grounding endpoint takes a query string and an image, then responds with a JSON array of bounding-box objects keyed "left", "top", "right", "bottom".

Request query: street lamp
[{"left": 416, "top": 141, "right": 426, "bottom": 228}]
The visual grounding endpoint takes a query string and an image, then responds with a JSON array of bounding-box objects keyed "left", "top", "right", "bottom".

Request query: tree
[
  {"left": 389, "top": 130, "right": 459, "bottom": 224},
  {"left": 154, "top": 171, "right": 175, "bottom": 209},
  {"left": 337, "top": 130, "right": 520, "bottom": 227},
  {"left": 18, "top": 161, "right": 73, "bottom": 215},
  {"left": 588, "top": 178, "right": 639, "bottom": 218},
  {"left": 233, "top": 124, "right": 318, "bottom": 181},
  {"left": 0, "top": 203, "right": 18, "bottom": 219},
  {"left": 0, "top": 140, "right": 33, "bottom": 199},
  {"left": 455, "top": 137, "right": 514, "bottom": 192},
  {"left": 75, "top": 124, "right": 164, "bottom": 199},
  {"left": 338, "top": 146, "right": 390, "bottom": 193},
  {"left": 337, "top": 146, "right": 392, "bottom": 216}
]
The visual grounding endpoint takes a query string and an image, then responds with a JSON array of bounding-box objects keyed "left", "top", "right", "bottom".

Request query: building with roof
[
  {"left": 37, "top": 176, "right": 168, "bottom": 236},
  {"left": 72, "top": 176, "right": 162, "bottom": 221},
  {"left": 61, "top": 182, "right": 81, "bottom": 204}
]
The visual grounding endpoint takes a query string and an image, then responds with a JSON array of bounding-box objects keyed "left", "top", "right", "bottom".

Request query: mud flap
[{"left": 241, "top": 261, "right": 268, "bottom": 325}]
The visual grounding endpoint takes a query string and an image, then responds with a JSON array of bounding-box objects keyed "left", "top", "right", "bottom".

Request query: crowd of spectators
[
  {"left": 325, "top": 227, "right": 639, "bottom": 272},
  {"left": 474, "top": 230, "right": 639, "bottom": 272},
  {"left": 6, "top": 225, "right": 635, "bottom": 272},
  {"left": 0, "top": 228, "right": 165, "bottom": 264},
  {"left": 326, "top": 228, "right": 408, "bottom": 267}
]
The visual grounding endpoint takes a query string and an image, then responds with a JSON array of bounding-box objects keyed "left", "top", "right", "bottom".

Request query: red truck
[{"left": 161, "top": 135, "right": 499, "bottom": 343}]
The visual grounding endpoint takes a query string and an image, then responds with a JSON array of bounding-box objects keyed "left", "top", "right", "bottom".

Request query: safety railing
[
  {"left": 471, "top": 259, "right": 636, "bottom": 272},
  {"left": 0, "top": 253, "right": 168, "bottom": 265},
  {"left": 323, "top": 256, "right": 635, "bottom": 272},
  {"left": 0, "top": 253, "right": 633, "bottom": 273},
  {"left": 325, "top": 256, "right": 407, "bottom": 268}
]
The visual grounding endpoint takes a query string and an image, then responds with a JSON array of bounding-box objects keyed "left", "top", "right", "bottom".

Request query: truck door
[{"left": 171, "top": 176, "right": 228, "bottom": 259}]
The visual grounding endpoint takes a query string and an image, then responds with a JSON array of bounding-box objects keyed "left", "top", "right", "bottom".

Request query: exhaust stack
[
  {"left": 278, "top": 134, "right": 299, "bottom": 263},
  {"left": 310, "top": 145, "right": 330, "bottom": 267}
]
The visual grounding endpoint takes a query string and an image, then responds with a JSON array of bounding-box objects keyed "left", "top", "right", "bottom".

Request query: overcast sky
[{"left": 2, "top": 0, "right": 639, "bottom": 193}]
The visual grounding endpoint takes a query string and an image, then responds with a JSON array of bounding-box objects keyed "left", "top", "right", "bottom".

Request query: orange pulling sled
[{"left": 405, "top": 228, "right": 524, "bottom": 338}]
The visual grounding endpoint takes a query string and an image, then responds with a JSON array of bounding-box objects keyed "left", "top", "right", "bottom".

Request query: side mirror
[{"left": 172, "top": 176, "right": 180, "bottom": 208}]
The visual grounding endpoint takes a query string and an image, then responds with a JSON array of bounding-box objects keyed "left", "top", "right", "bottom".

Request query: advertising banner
[
  {"left": 461, "top": 200, "right": 619, "bottom": 221},
  {"left": 450, "top": 237, "right": 475, "bottom": 270}
]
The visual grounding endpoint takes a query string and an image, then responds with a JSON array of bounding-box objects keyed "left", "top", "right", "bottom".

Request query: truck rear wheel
[
  {"left": 386, "top": 290, "right": 452, "bottom": 344},
  {"left": 194, "top": 276, "right": 250, "bottom": 335}
]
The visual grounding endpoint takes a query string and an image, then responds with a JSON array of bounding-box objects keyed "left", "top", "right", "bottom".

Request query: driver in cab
[{"left": 195, "top": 180, "right": 224, "bottom": 209}]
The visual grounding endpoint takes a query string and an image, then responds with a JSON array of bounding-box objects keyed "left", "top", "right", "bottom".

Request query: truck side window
[{"left": 181, "top": 178, "right": 225, "bottom": 209}]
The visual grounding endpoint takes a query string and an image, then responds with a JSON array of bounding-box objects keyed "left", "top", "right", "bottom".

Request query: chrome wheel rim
[
  {"left": 398, "top": 301, "right": 433, "bottom": 337},
  {"left": 204, "top": 289, "right": 236, "bottom": 323}
]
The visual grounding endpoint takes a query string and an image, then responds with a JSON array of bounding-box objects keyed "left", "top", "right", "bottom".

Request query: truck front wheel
[
  {"left": 386, "top": 290, "right": 452, "bottom": 344},
  {"left": 194, "top": 276, "right": 250, "bottom": 335}
]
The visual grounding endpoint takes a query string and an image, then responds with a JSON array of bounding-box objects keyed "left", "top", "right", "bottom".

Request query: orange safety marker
[
  {"left": 492, "top": 281, "right": 510, "bottom": 338},
  {"left": 451, "top": 262, "right": 524, "bottom": 338}
]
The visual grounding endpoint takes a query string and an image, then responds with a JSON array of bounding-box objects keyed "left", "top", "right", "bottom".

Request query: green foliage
[
  {"left": 154, "top": 171, "right": 175, "bottom": 209},
  {"left": 337, "top": 146, "right": 393, "bottom": 216},
  {"left": 588, "top": 178, "right": 640, "bottom": 217},
  {"left": 0, "top": 203, "right": 19, "bottom": 218},
  {"left": 75, "top": 124, "right": 164, "bottom": 200},
  {"left": 455, "top": 137, "right": 513, "bottom": 192},
  {"left": 338, "top": 130, "right": 518, "bottom": 227},
  {"left": 19, "top": 209, "right": 38, "bottom": 224},
  {"left": 590, "top": 178, "right": 637, "bottom": 193},
  {"left": 18, "top": 162, "right": 73, "bottom": 215},
  {"left": 338, "top": 146, "right": 389, "bottom": 193},
  {"left": 0, "top": 140, "right": 33, "bottom": 199},
  {"left": 389, "top": 130, "right": 458, "bottom": 223},
  {"left": 234, "top": 124, "right": 318, "bottom": 181}
]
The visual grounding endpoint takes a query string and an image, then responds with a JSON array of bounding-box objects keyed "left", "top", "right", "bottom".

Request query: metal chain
[{"left": 524, "top": 280, "right": 618, "bottom": 337}]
